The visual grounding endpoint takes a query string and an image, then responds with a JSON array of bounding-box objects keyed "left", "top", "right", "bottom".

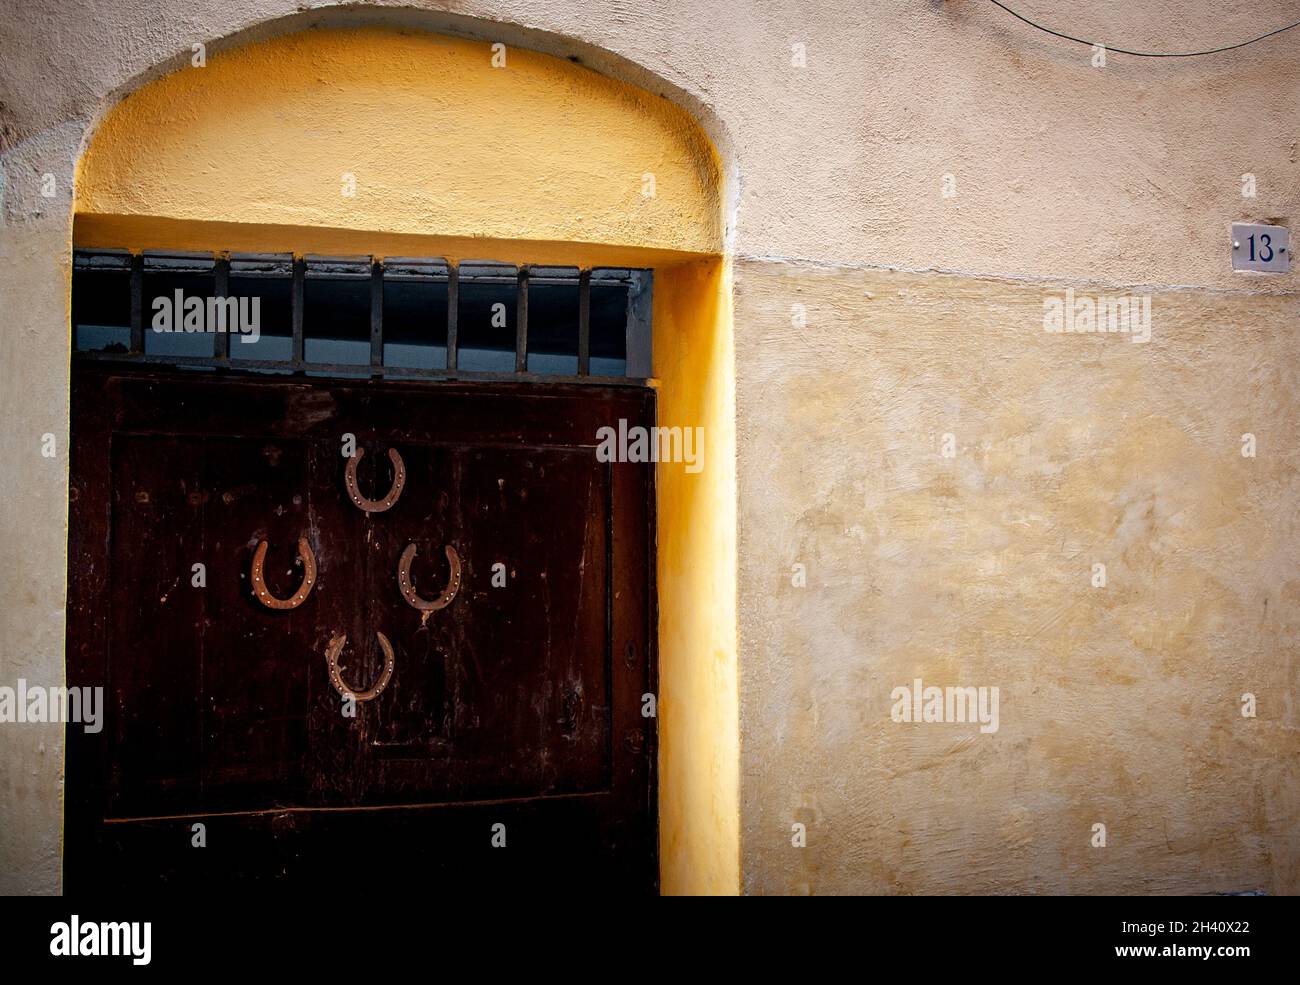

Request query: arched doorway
[{"left": 67, "top": 19, "right": 737, "bottom": 894}]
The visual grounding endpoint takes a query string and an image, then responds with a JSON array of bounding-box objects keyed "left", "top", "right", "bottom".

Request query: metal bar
[
  {"left": 213, "top": 254, "right": 231, "bottom": 361},
  {"left": 370, "top": 258, "right": 383, "bottom": 371},
  {"left": 70, "top": 349, "right": 645, "bottom": 387},
  {"left": 291, "top": 256, "right": 306, "bottom": 370},
  {"left": 129, "top": 253, "right": 144, "bottom": 354},
  {"left": 625, "top": 270, "right": 654, "bottom": 379},
  {"left": 577, "top": 268, "right": 591, "bottom": 376},
  {"left": 446, "top": 262, "right": 459, "bottom": 372},
  {"left": 515, "top": 265, "right": 529, "bottom": 374}
]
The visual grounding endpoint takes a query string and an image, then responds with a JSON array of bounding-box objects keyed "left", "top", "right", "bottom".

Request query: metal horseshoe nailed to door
[
  {"left": 397, "top": 543, "right": 462, "bottom": 613},
  {"left": 250, "top": 537, "right": 317, "bottom": 610},
  {"left": 326, "top": 631, "right": 396, "bottom": 701},
  {"left": 345, "top": 447, "right": 405, "bottom": 513}
]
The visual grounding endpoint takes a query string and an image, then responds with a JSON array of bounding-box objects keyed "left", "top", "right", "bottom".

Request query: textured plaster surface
[
  {"left": 3, "top": 1, "right": 1298, "bottom": 288},
  {"left": 735, "top": 259, "right": 1300, "bottom": 894},
  {"left": 2, "top": 0, "right": 1298, "bottom": 895},
  {"left": 0, "top": 219, "right": 71, "bottom": 895}
]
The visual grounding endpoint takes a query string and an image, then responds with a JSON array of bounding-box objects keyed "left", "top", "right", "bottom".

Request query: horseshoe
[
  {"left": 397, "top": 544, "right": 462, "bottom": 612},
  {"left": 326, "top": 631, "right": 395, "bottom": 702},
  {"left": 250, "top": 537, "right": 317, "bottom": 610},
  {"left": 345, "top": 447, "right": 406, "bottom": 513}
]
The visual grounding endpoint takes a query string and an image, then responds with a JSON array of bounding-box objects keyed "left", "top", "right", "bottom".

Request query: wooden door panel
[
  {"left": 109, "top": 435, "right": 319, "bottom": 817},
  {"left": 440, "top": 446, "right": 609, "bottom": 799},
  {"left": 203, "top": 436, "right": 316, "bottom": 812},
  {"left": 67, "top": 369, "right": 656, "bottom": 893},
  {"left": 356, "top": 443, "right": 610, "bottom": 805},
  {"left": 94, "top": 794, "right": 644, "bottom": 892},
  {"left": 108, "top": 436, "right": 206, "bottom": 817}
]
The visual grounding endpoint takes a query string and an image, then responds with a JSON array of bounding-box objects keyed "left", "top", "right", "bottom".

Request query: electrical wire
[{"left": 987, "top": 0, "right": 1300, "bottom": 57}]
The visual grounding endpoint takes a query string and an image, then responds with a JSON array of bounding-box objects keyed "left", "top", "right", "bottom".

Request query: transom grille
[{"left": 72, "top": 250, "right": 653, "bottom": 385}]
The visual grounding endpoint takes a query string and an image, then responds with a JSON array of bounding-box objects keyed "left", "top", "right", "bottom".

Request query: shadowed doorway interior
[{"left": 65, "top": 253, "right": 658, "bottom": 892}]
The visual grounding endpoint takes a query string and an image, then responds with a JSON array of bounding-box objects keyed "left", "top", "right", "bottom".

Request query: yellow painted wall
[
  {"left": 75, "top": 26, "right": 721, "bottom": 257},
  {"left": 654, "top": 258, "right": 740, "bottom": 895},
  {"left": 71, "top": 25, "right": 738, "bottom": 895}
]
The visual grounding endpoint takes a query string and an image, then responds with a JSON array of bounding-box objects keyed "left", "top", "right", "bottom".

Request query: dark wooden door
[{"left": 65, "top": 368, "right": 656, "bottom": 893}]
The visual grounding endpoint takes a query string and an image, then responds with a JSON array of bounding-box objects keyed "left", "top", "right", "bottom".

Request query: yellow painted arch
[{"left": 75, "top": 26, "right": 722, "bottom": 259}]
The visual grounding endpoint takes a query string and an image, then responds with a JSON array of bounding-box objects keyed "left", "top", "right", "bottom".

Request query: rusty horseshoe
[
  {"left": 326, "top": 631, "right": 395, "bottom": 702},
  {"left": 344, "top": 447, "right": 406, "bottom": 513},
  {"left": 250, "top": 537, "right": 317, "bottom": 610},
  {"left": 397, "top": 544, "right": 462, "bottom": 612}
]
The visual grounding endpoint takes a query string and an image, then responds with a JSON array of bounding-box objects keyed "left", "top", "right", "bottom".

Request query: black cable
[{"left": 987, "top": 0, "right": 1300, "bottom": 57}]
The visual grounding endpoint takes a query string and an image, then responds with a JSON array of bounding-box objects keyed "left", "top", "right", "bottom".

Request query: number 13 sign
[{"left": 1232, "top": 222, "right": 1290, "bottom": 273}]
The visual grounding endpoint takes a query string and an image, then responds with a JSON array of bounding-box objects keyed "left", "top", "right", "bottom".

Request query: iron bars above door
[{"left": 71, "top": 250, "right": 653, "bottom": 386}]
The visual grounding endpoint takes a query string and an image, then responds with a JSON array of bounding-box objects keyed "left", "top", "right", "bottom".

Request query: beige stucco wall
[
  {"left": 2, "top": 0, "right": 1297, "bottom": 895},
  {"left": 735, "top": 261, "right": 1299, "bottom": 894}
]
